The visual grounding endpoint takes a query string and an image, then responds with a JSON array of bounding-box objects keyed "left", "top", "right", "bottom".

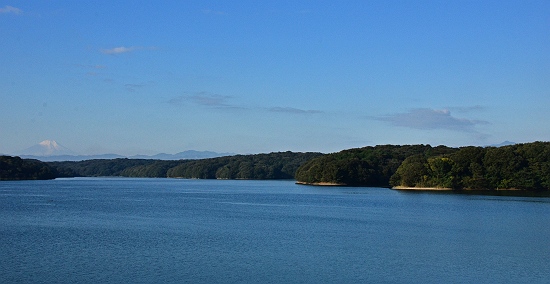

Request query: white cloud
[
  {"left": 100, "top": 46, "right": 158, "bottom": 55},
  {"left": 100, "top": 46, "right": 136, "bottom": 55},
  {"left": 375, "top": 108, "right": 488, "bottom": 132},
  {"left": 0, "top": 5, "right": 22, "bottom": 14}
]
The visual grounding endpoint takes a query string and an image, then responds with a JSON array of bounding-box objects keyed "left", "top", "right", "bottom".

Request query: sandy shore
[{"left": 392, "top": 186, "right": 452, "bottom": 191}]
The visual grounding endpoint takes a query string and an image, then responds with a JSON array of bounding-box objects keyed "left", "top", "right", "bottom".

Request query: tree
[
  {"left": 427, "top": 157, "right": 454, "bottom": 188},
  {"left": 392, "top": 155, "right": 429, "bottom": 187}
]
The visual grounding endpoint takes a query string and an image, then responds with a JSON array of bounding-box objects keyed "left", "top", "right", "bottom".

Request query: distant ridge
[
  {"left": 131, "top": 150, "right": 234, "bottom": 160},
  {"left": 15, "top": 140, "right": 234, "bottom": 162},
  {"left": 486, "top": 141, "right": 516, "bottom": 147},
  {"left": 19, "top": 154, "right": 125, "bottom": 162},
  {"left": 19, "top": 150, "right": 234, "bottom": 162}
]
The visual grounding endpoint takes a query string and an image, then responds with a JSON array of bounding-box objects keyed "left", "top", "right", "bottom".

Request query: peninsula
[{"left": 295, "top": 142, "right": 550, "bottom": 192}]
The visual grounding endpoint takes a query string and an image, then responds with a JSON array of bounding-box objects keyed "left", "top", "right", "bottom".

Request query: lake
[{"left": 1, "top": 178, "right": 549, "bottom": 283}]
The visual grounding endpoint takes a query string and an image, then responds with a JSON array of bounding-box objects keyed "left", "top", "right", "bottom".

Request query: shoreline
[
  {"left": 392, "top": 186, "right": 452, "bottom": 191},
  {"left": 392, "top": 186, "right": 527, "bottom": 191},
  {"left": 296, "top": 181, "right": 347, "bottom": 186}
]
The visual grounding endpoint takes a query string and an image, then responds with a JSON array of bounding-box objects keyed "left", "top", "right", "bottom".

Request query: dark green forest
[
  {"left": 390, "top": 142, "right": 550, "bottom": 190},
  {"left": 51, "top": 158, "right": 158, "bottom": 177},
  {"left": 165, "top": 152, "right": 322, "bottom": 179},
  {"left": 0, "top": 156, "right": 57, "bottom": 180},
  {"left": 295, "top": 144, "right": 457, "bottom": 186},
  {"left": 48, "top": 152, "right": 323, "bottom": 180},
  {"left": 295, "top": 142, "right": 550, "bottom": 191}
]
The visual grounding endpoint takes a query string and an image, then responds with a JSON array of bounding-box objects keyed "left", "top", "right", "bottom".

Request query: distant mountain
[
  {"left": 18, "top": 140, "right": 77, "bottom": 156},
  {"left": 486, "top": 141, "right": 516, "bottom": 147},
  {"left": 19, "top": 154, "right": 126, "bottom": 162},
  {"left": 130, "top": 150, "right": 234, "bottom": 160},
  {"left": 18, "top": 149, "right": 233, "bottom": 162},
  {"left": 15, "top": 140, "right": 233, "bottom": 161}
]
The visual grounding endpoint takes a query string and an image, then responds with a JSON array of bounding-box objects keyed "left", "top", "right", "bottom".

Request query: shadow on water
[{"left": 394, "top": 188, "right": 550, "bottom": 198}]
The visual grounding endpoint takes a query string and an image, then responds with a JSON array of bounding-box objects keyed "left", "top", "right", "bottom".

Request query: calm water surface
[{"left": 1, "top": 178, "right": 549, "bottom": 283}]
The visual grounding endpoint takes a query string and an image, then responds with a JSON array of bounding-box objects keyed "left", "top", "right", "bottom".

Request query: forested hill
[
  {"left": 48, "top": 152, "right": 323, "bottom": 179},
  {"left": 164, "top": 152, "right": 322, "bottom": 179},
  {"left": 0, "top": 156, "right": 57, "bottom": 180},
  {"left": 295, "top": 144, "right": 457, "bottom": 186},
  {"left": 295, "top": 142, "right": 550, "bottom": 191}
]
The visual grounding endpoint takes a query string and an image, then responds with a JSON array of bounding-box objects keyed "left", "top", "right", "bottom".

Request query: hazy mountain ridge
[
  {"left": 131, "top": 150, "right": 235, "bottom": 160},
  {"left": 19, "top": 151, "right": 234, "bottom": 162},
  {"left": 486, "top": 141, "right": 515, "bottom": 147},
  {"left": 19, "top": 154, "right": 126, "bottom": 162},
  {"left": 16, "top": 140, "right": 234, "bottom": 161}
]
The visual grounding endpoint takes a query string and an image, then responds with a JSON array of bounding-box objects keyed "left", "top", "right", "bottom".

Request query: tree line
[
  {"left": 0, "top": 156, "right": 57, "bottom": 180},
  {"left": 164, "top": 152, "right": 322, "bottom": 179},
  {"left": 295, "top": 144, "right": 457, "bottom": 186},
  {"left": 48, "top": 151, "right": 323, "bottom": 180},
  {"left": 3, "top": 142, "right": 549, "bottom": 191},
  {"left": 295, "top": 142, "right": 550, "bottom": 191},
  {"left": 390, "top": 142, "right": 550, "bottom": 190}
]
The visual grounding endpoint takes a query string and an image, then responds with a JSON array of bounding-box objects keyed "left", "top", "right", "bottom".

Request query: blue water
[{"left": 1, "top": 178, "right": 549, "bottom": 283}]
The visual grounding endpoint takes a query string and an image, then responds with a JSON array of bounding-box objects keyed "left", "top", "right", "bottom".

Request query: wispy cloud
[
  {"left": 169, "top": 92, "right": 234, "bottom": 108},
  {"left": 76, "top": 64, "right": 106, "bottom": 69},
  {"left": 169, "top": 93, "right": 324, "bottom": 113},
  {"left": 269, "top": 107, "right": 323, "bottom": 114},
  {"left": 74, "top": 64, "right": 106, "bottom": 77},
  {"left": 100, "top": 46, "right": 136, "bottom": 55},
  {"left": 125, "top": 84, "right": 145, "bottom": 92},
  {"left": 449, "top": 105, "right": 485, "bottom": 113},
  {"left": 375, "top": 108, "right": 488, "bottom": 132},
  {"left": 202, "top": 9, "right": 227, "bottom": 15},
  {"left": 0, "top": 5, "right": 22, "bottom": 14},
  {"left": 191, "top": 93, "right": 232, "bottom": 106},
  {"left": 100, "top": 46, "right": 157, "bottom": 55},
  {"left": 123, "top": 81, "right": 155, "bottom": 92}
]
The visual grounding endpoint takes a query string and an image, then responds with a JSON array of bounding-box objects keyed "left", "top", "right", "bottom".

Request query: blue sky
[{"left": 1, "top": 1, "right": 549, "bottom": 155}]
